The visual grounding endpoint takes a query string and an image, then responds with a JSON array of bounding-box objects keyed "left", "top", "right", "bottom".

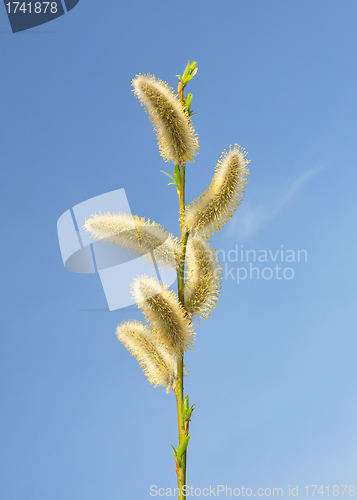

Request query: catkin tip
[
  {"left": 83, "top": 212, "right": 180, "bottom": 269},
  {"left": 185, "top": 146, "right": 249, "bottom": 238},
  {"left": 131, "top": 275, "right": 195, "bottom": 354},
  {"left": 132, "top": 74, "right": 199, "bottom": 163},
  {"left": 116, "top": 320, "right": 177, "bottom": 391},
  {"left": 184, "top": 236, "right": 222, "bottom": 322}
]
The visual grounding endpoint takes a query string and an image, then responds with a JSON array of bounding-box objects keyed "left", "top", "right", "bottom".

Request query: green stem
[
  {"left": 175, "top": 356, "right": 185, "bottom": 498},
  {"left": 174, "top": 161, "right": 189, "bottom": 500}
]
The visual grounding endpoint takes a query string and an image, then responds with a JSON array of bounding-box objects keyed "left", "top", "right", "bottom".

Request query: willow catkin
[
  {"left": 184, "top": 236, "right": 222, "bottom": 322},
  {"left": 84, "top": 212, "right": 179, "bottom": 268},
  {"left": 132, "top": 74, "right": 199, "bottom": 163},
  {"left": 116, "top": 320, "right": 177, "bottom": 392},
  {"left": 131, "top": 275, "right": 194, "bottom": 354},
  {"left": 185, "top": 146, "right": 249, "bottom": 238}
]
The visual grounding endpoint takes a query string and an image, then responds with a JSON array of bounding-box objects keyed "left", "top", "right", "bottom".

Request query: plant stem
[
  {"left": 175, "top": 356, "right": 185, "bottom": 498},
  {"left": 174, "top": 161, "right": 189, "bottom": 499}
]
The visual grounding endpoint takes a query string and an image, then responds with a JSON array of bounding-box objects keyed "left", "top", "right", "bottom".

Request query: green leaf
[
  {"left": 183, "top": 92, "right": 195, "bottom": 117},
  {"left": 181, "top": 60, "right": 198, "bottom": 86},
  {"left": 161, "top": 170, "right": 180, "bottom": 188},
  {"left": 160, "top": 170, "right": 175, "bottom": 182},
  {"left": 183, "top": 405, "right": 195, "bottom": 423},
  {"left": 183, "top": 394, "right": 195, "bottom": 423},
  {"left": 184, "top": 93, "right": 192, "bottom": 108},
  {"left": 174, "top": 164, "right": 181, "bottom": 190},
  {"left": 169, "top": 442, "right": 177, "bottom": 455},
  {"left": 169, "top": 434, "right": 190, "bottom": 460},
  {"left": 176, "top": 434, "right": 190, "bottom": 457}
]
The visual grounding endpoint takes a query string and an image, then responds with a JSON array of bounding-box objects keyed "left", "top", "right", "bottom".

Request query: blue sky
[{"left": 1, "top": 1, "right": 357, "bottom": 498}]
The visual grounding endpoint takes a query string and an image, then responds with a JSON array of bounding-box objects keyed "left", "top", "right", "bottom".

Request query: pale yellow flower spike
[
  {"left": 184, "top": 236, "right": 222, "bottom": 322},
  {"left": 83, "top": 212, "right": 180, "bottom": 269},
  {"left": 131, "top": 275, "right": 195, "bottom": 354},
  {"left": 132, "top": 74, "right": 199, "bottom": 163},
  {"left": 116, "top": 320, "right": 177, "bottom": 392},
  {"left": 185, "top": 146, "right": 250, "bottom": 238}
]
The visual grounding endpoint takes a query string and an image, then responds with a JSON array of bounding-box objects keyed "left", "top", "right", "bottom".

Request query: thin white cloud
[
  {"left": 223, "top": 91, "right": 357, "bottom": 242},
  {"left": 225, "top": 166, "right": 321, "bottom": 241}
]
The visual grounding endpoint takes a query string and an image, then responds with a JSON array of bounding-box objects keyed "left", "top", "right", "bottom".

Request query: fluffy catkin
[
  {"left": 116, "top": 320, "right": 177, "bottom": 392},
  {"left": 84, "top": 212, "right": 179, "bottom": 268},
  {"left": 131, "top": 275, "right": 194, "bottom": 354},
  {"left": 132, "top": 74, "right": 199, "bottom": 163},
  {"left": 185, "top": 146, "right": 249, "bottom": 238},
  {"left": 184, "top": 236, "right": 222, "bottom": 322}
]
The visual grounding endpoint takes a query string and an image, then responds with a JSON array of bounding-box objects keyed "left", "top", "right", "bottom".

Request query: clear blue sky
[{"left": 1, "top": 1, "right": 357, "bottom": 499}]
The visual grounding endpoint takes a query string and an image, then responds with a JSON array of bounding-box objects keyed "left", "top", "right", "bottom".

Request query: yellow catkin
[
  {"left": 185, "top": 146, "right": 249, "bottom": 238},
  {"left": 184, "top": 236, "right": 222, "bottom": 322},
  {"left": 84, "top": 212, "right": 179, "bottom": 269},
  {"left": 116, "top": 320, "right": 177, "bottom": 392},
  {"left": 132, "top": 74, "right": 199, "bottom": 163},
  {"left": 131, "top": 275, "right": 194, "bottom": 354}
]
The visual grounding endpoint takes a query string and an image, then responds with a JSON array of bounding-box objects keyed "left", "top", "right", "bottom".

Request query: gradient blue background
[{"left": 1, "top": 1, "right": 357, "bottom": 498}]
